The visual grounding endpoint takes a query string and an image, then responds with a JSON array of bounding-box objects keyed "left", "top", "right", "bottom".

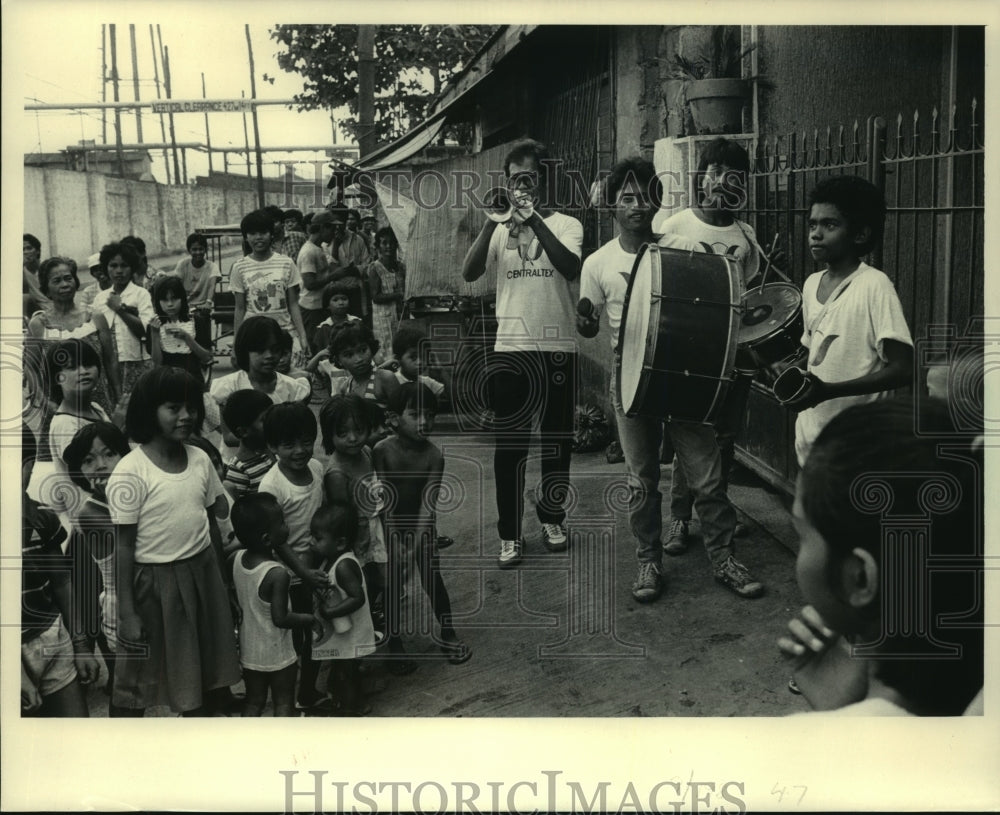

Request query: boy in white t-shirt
[
  {"left": 461, "top": 139, "right": 582, "bottom": 568},
  {"left": 782, "top": 176, "right": 913, "bottom": 464},
  {"left": 230, "top": 209, "right": 310, "bottom": 360}
]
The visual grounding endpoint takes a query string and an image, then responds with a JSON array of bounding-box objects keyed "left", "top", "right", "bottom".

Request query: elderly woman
[{"left": 26, "top": 256, "right": 121, "bottom": 414}]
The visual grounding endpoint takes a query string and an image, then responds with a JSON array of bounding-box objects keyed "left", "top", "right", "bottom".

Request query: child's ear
[
  {"left": 842, "top": 547, "right": 879, "bottom": 610},
  {"left": 385, "top": 410, "right": 399, "bottom": 427}
]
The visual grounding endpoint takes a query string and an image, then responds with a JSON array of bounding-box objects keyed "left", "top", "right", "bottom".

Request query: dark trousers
[{"left": 492, "top": 350, "right": 576, "bottom": 540}]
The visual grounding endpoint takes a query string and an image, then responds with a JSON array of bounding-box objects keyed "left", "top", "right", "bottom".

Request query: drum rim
[
  {"left": 738, "top": 282, "right": 804, "bottom": 347},
  {"left": 616, "top": 243, "right": 657, "bottom": 414},
  {"left": 618, "top": 245, "right": 741, "bottom": 424}
]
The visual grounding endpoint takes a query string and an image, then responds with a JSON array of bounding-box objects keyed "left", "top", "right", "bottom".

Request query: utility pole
[
  {"left": 357, "top": 25, "right": 376, "bottom": 159},
  {"left": 202, "top": 73, "right": 214, "bottom": 173},
  {"left": 245, "top": 24, "right": 266, "bottom": 207},
  {"left": 162, "top": 43, "right": 181, "bottom": 184},
  {"left": 149, "top": 24, "right": 171, "bottom": 184},
  {"left": 241, "top": 90, "right": 252, "bottom": 178},
  {"left": 108, "top": 24, "right": 127, "bottom": 177},
  {"left": 129, "top": 24, "right": 143, "bottom": 142},
  {"left": 101, "top": 25, "right": 107, "bottom": 144}
]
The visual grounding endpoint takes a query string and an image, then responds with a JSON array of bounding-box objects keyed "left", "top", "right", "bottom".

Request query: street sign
[{"left": 151, "top": 99, "right": 253, "bottom": 114}]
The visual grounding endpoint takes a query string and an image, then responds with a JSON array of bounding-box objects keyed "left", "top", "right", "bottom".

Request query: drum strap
[{"left": 807, "top": 270, "right": 860, "bottom": 337}]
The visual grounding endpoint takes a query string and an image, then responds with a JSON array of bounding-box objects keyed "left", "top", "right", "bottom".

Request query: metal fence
[{"left": 748, "top": 99, "right": 985, "bottom": 340}]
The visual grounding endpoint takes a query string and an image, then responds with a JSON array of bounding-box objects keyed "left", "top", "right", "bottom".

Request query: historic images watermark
[{"left": 279, "top": 769, "right": 750, "bottom": 814}]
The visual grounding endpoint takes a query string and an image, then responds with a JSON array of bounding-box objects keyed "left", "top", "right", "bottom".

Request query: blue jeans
[
  {"left": 669, "top": 373, "right": 752, "bottom": 519},
  {"left": 612, "top": 362, "right": 735, "bottom": 568}
]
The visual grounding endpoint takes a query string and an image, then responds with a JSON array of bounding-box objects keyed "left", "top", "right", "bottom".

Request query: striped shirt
[{"left": 223, "top": 450, "right": 276, "bottom": 500}]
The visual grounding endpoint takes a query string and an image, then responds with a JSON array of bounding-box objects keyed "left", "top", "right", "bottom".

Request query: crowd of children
[{"left": 20, "top": 144, "right": 983, "bottom": 718}]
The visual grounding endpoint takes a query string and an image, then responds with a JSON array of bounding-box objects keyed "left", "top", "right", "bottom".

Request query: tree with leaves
[{"left": 267, "top": 25, "right": 497, "bottom": 145}]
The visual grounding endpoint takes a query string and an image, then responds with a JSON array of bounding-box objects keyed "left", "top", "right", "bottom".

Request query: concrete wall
[
  {"left": 757, "top": 26, "right": 950, "bottom": 136},
  {"left": 22, "top": 167, "right": 304, "bottom": 267}
]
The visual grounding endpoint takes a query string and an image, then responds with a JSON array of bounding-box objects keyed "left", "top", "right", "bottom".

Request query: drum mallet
[{"left": 756, "top": 233, "right": 781, "bottom": 294}]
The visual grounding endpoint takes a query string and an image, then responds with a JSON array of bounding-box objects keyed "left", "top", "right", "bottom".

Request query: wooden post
[
  {"left": 163, "top": 45, "right": 182, "bottom": 184},
  {"left": 150, "top": 25, "right": 171, "bottom": 184},
  {"left": 202, "top": 73, "right": 214, "bottom": 174},
  {"left": 241, "top": 90, "right": 252, "bottom": 178},
  {"left": 100, "top": 25, "right": 107, "bottom": 144},
  {"left": 108, "top": 25, "right": 127, "bottom": 177},
  {"left": 357, "top": 25, "right": 376, "bottom": 159},
  {"left": 129, "top": 24, "right": 143, "bottom": 142},
  {"left": 245, "top": 25, "right": 266, "bottom": 207}
]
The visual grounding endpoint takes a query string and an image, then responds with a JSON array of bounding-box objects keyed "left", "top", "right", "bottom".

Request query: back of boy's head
[
  {"left": 126, "top": 366, "right": 206, "bottom": 443},
  {"left": 309, "top": 502, "right": 358, "bottom": 548},
  {"left": 152, "top": 274, "right": 190, "bottom": 319},
  {"left": 808, "top": 175, "right": 886, "bottom": 255},
  {"left": 322, "top": 278, "right": 355, "bottom": 311},
  {"left": 329, "top": 321, "right": 379, "bottom": 362},
  {"left": 801, "top": 398, "right": 982, "bottom": 713},
  {"left": 391, "top": 324, "right": 426, "bottom": 360},
  {"left": 231, "top": 492, "right": 282, "bottom": 548},
  {"left": 234, "top": 316, "right": 283, "bottom": 371},
  {"left": 604, "top": 156, "right": 664, "bottom": 210},
  {"left": 186, "top": 232, "right": 208, "bottom": 252},
  {"left": 263, "top": 401, "right": 317, "bottom": 448},
  {"left": 64, "top": 421, "right": 130, "bottom": 491},
  {"left": 319, "top": 394, "right": 373, "bottom": 454},
  {"left": 240, "top": 209, "right": 274, "bottom": 238},
  {"left": 47, "top": 339, "right": 102, "bottom": 402},
  {"left": 697, "top": 137, "right": 751, "bottom": 177},
  {"left": 223, "top": 389, "right": 273, "bottom": 434},
  {"left": 388, "top": 380, "right": 438, "bottom": 416}
]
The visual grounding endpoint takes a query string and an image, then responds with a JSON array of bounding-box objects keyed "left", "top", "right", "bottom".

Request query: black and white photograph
[{"left": 2, "top": 1, "right": 997, "bottom": 811}]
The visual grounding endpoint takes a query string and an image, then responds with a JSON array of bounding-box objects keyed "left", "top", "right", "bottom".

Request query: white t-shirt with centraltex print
[
  {"left": 794, "top": 262, "right": 912, "bottom": 465},
  {"left": 486, "top": 211, "right": 583, "bottom": 353}
]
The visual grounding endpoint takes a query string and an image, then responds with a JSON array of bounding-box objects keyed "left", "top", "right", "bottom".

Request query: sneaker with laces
[
  {"left": 497, "top": 538, "right": 523, "bottom": 568},
  {"left": 541, "top": 522, "right": 568, "bottom": 552},
  {"left": 631, "top": 561, "right": 663, "bottom": 602},
  {"left": 663, "top": 519, "right": 690, "bottom": 555},
  {"left": 713, "top": 555, "right": 764, "bottom": 598}
]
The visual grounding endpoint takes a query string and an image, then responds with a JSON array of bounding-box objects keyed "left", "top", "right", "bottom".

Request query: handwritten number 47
[{"left": 771, "top": 783, "right": 808, "bottom": 804}]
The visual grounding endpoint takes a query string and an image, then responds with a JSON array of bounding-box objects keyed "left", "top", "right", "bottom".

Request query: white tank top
[
  {"left": 232, "top": 551, "right": 298, "bottom": 672},
  {"left": 312, "top": 552, "right": 377, "bottom": 661}
]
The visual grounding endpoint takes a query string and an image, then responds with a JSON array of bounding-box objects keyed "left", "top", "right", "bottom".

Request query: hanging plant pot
[{"left": 685, "top": 78, "right": 750, "bottom": 135}]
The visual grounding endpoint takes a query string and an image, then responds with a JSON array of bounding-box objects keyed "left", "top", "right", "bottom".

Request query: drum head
[
  {"left": 618, "top": 247, "right": 654, "bottom": 411},
  {"left": 738, "top": 283, "right": 802, "bottom": 345}
]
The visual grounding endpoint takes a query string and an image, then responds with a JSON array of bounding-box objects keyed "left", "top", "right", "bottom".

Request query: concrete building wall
[
  {"left": 22, "top": 167, "right": 267, "bottom": 267},
  {"left": 757, "top": 26, "right": 949, "bottom": 137}
]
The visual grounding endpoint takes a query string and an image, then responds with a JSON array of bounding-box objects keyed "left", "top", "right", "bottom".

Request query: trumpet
[{"left": 484, "top": 186, "right": 535, "bottom": 224}]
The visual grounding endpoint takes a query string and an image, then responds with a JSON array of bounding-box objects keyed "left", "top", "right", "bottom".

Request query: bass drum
[{"left": 617, "top": 244, "right": 742, "bottom": 424}]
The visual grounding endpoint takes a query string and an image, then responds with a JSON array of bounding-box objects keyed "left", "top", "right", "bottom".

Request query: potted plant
[{"left": 669, "top": 26, "right": 755, "bottom": 135}]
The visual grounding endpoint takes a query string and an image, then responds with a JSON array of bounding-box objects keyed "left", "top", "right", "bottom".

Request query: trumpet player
[{"left": 461, "top": 138, "right": 583, "bottom": 569}]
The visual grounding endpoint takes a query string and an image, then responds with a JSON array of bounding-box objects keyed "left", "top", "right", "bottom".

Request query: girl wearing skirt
[{"left": 106, "top": 367, "right": 240, "bottom": 716}]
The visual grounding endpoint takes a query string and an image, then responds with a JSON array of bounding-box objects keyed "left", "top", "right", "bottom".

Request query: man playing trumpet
[{"left": 462, "top": 138, "right": 583, "bottom": 569}]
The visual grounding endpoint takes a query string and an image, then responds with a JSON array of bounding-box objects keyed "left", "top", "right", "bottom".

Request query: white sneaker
[
  {"left": 497, "top": 539, "right": 523, "bottom": 569},
  {"left": 541, "top": 522, "right": 568, "bottom": 552}
]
